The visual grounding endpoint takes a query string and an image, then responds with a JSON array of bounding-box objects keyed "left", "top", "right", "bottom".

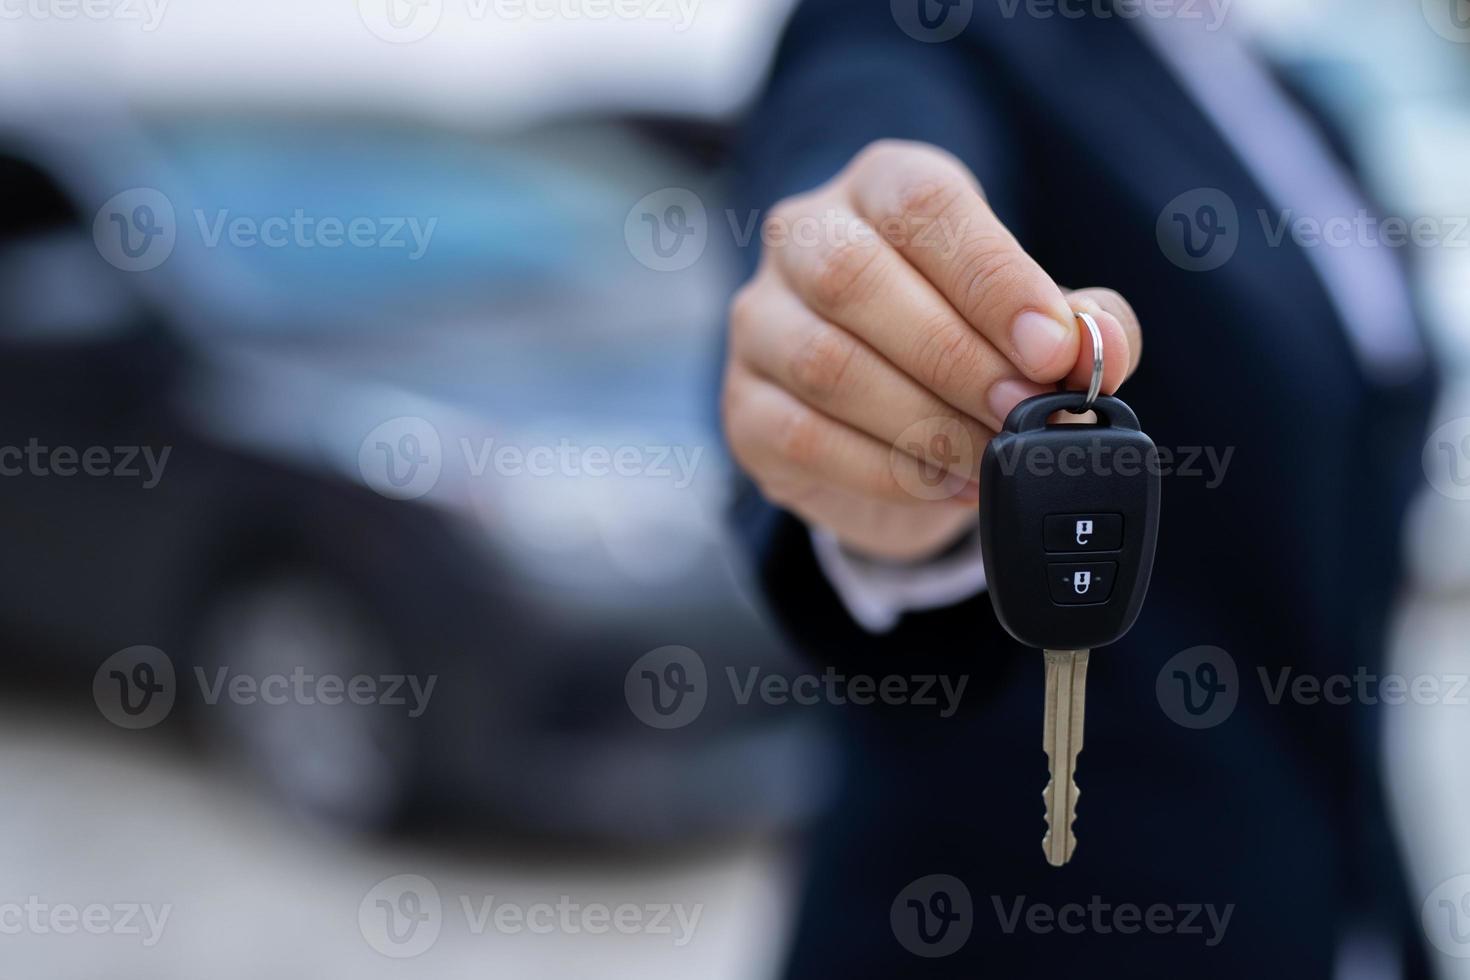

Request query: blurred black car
[{"left": 0, "top": 110, "right": 830, "bottom": 843}]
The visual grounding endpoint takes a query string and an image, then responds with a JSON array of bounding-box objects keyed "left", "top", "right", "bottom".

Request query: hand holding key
[
  {"left": 980, "top": 338, "right": 1162, "bottom": 866},
  {"left": 721, "top": 139, "right": 1154, "bottom": 869},
  {"left": 723, "top": 139, "right": 1142, "bottom": 563}
]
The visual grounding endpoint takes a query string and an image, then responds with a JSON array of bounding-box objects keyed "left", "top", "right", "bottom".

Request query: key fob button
[
  {"left": 1043, "top": 513, "right": 1123, "bottom": 553},
  {"left": 1047, "top": 562, "right": 1117, "bottom": 605}
]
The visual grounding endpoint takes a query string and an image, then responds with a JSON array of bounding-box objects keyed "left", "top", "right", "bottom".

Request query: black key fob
[{"left": 978, "top": 392, "right": 1160, "bottom": 650}]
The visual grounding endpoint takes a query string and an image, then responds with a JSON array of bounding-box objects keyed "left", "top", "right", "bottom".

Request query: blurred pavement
[{"left": 0, "top": 701, "right": 796, "bottom": 979}]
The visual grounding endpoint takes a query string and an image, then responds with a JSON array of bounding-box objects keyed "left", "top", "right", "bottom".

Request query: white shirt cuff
[{"left": 809, "top": 525, "right": 989, "bottom": 635}]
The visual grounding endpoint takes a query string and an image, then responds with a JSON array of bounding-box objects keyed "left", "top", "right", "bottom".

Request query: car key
[{"left": 978, "top": 313, "right": 1160, "bottom": 866}]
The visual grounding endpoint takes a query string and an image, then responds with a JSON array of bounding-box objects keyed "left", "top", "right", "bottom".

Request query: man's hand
[{"left": 723, "top": 140, "right": 1142, "bottom": 563}]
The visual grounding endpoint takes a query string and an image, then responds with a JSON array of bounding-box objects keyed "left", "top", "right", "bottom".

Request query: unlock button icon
[
  {"left": 1043, "top": 514, "right": 1122, "bottom": 552},
  {"left": 1046, "top": 562, "right": 1116, "bottom": 605}
]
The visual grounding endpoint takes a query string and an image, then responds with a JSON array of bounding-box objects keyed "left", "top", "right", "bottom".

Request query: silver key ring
[{"left": 1063, "top": 311, "right": 1104, "bottom": 414}]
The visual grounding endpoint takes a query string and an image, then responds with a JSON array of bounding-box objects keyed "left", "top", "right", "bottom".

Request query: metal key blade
[{"left": 1041, "top": 649, "right": 1090, "bottom": 867}]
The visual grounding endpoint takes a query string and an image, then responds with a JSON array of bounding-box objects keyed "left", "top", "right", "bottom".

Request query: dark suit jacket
[{"left": 729, "top": 2, "right": 1436, "bottom": 976}]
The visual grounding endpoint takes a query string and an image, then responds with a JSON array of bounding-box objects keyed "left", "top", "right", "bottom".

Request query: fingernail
[
  {"left": 988, "top": 378, "right": 1049, "bottom": 428},
  {"left": 1010, "top": 311, "right": 1072, "bottom": 373}
]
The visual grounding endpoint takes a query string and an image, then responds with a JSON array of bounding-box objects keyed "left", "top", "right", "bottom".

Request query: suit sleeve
[{"left": 726, "top": 0, "right": 1033, "bottom": 682}]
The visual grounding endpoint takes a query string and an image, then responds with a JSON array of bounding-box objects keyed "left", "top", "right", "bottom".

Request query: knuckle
[
  {"left": 728, "top": 280, "right": 761, "bottom": 332},
  {"left": 891, "top": 170, "right": 966, "bottom": 226},
  {"left": 848, "top": 141, "right": 978, "bottom": 238},
  {"left": 720, "top": 373, "right": 764, "bottom": 476},
  {"left": 773, "top": 402, "right": 823, "bottom": 468},
  {"left": 954, "top": 244, "right": 1031, "bottom": 323},
  {"left": 807, "top": 236, "right": 882, "bottom": 311},
  {"left": 851, "top": 138, "right": 919, "bottom": 174},
  {"left": 910, "top": 314, "right": 982, "bottom": 393},
  {"left": 789, "top": 326, "right": 858, "bottom": 403},
  {"left": 1101, "top": 288, "right": 1140, "bottom": 330},
  {"left": 1081, "top": 286, "right": 1135, "bottom": 321},
  {"left": 764, "top": 195, "right": 807, "bottom": 244},
  {"left": 853, "top": 139, "right": 952, "bottom": 180}
]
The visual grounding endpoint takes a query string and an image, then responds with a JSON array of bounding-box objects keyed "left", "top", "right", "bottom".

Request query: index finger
[{"left": 845, "top": 141, "right": 1081, "bottom": 385}]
